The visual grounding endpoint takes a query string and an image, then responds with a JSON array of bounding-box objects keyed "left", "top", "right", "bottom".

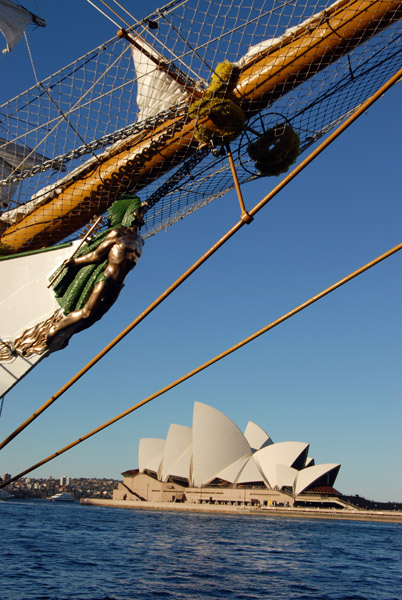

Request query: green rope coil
[
  {"left": 190, "top": 98, "right": 245, "bottom": 144},
  {"left": 248, "top": 124, "right": 300, "bottom": 177},
  {"left": 189, "top": 61, "right": 245, "bottom": 144},
  {"left": 209, "top": 60, "right": 235, "bottom": 94}
]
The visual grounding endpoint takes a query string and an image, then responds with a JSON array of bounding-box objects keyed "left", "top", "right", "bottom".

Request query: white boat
[{"left": 48, "top": 492, "right": 75, "bottom": 502}]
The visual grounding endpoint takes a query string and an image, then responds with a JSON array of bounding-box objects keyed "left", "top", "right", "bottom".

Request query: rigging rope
[
  {"left": 0, "top": 66, "right": 400, "bottom": 453},
  {"left": 98, "top": 0, "right": 131, "bottom": 27},
  {"left": 85, "top": 0, "right": 121, "bottom": 28},
  {"left": 24, "top": 32, "right": 39, "bottom": 85},
  {"left": 1, "top": 239, "right": 401, "bottom": 488},
  {"left": 110, "top": 0, "right": 137, "bottom": 23}
]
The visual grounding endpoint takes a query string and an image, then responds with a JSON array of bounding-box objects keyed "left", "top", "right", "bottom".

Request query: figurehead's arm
[{"left": 70, "top": 229, "right": 119, "bottom": 267}]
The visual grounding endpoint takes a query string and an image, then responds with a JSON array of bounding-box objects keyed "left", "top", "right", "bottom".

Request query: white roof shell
[
  {"left": 171, "top": 445, "right": 193, "bottom": 482},
  {"left": 254, "top": 441, "right": 309, "bottom": 475},
  {"left": 192, "top": 402, "right": 252, "bottom": 487},
  {"left": 160, "top": 424, "right": 192, "bottom": 482},
  {"left": 250, "top": 461, "right": 298, "bottom": 489},
  {"left": 138, "top": 438, "right": 165, "bottom": 476},
  {"left": 244, "top": 421, "right": 273, "bottom": 450},
  {"left": 276, "top": 465, "right": 298, "bottom": 489},
  {"left": 215, "top": 455, "right": 250, "bottom": 484},
  {"left": 294, "top": 463, "right": 341, "bottom": 496},
  {"left": 235, "top": 456, "right": 266, "bottom": 486}
]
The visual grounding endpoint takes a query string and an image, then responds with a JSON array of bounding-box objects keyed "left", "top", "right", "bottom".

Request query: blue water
[{"left": 0, "top": 500, "right": 401, "bottom": 600}]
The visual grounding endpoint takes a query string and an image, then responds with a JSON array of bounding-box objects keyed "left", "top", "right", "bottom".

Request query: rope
[
  {"left": 85, "top": 0, "right": 121, "bottom": 28},
  {"left": 158, "top": 12, "right": 214, "bottom": 84},
  {"left": 38, "top": 83, "right": 102, "bottom": 165},
  {"left": 24, "top": 32, "right": 39, "bottom": 84},
  {"left": 119, "top": 3, "right": 204, "bottom": 86},
  {"left": 110, "top": 0, "right": 138, "bottom": 24},
  {"left": 0, "top": 66, "right": 400, "bottom": 453},
  {"left": 98, "top": 0, "right": 131, "bottom": 27},
  {"left": 1, "top": 240, "right": 400, "bottom": 488}
]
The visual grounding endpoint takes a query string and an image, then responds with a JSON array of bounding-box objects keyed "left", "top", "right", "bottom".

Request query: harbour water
[{"left": 1, "top": 499, "right": 401, "bottom": 600}]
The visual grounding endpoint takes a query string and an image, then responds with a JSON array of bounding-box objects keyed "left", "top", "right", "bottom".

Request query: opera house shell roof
[{"left": 138, "top": 402, "right": 340, "bottom": 496}]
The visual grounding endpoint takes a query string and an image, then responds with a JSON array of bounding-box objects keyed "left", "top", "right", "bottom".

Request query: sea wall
[{"left": 80, "top": 498, "right": 402, "bottom": 523}]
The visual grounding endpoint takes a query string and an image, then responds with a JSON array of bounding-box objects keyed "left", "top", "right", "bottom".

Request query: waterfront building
[{"left": 114, "top": 402, "right": 343, "bottom": 508}]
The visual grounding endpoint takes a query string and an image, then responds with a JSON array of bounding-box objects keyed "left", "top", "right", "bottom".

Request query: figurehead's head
[
  {"left": 109, "top": 194, "right": 147, "bottom": 229},
  {"left": 132, "top": 201, "right": 148, "bottom": 228}
]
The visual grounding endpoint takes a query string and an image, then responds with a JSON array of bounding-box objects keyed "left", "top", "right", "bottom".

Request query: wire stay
[{"left": 1, "top": 239, "right": 401, "bottom": 488}]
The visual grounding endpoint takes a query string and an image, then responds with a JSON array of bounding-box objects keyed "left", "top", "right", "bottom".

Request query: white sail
[
  {"left": 0, "top": 241, "right": 79, "bottom": 396},
  {"left": 131, "top": 39, "right": 189, "bottom": 121},
  {"left": 0, "top": 0, "right": 45, "bottom": 52}
]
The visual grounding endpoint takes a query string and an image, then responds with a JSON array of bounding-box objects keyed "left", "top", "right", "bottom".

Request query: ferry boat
[{"left": 48, "top": 492, "right": 75, "bottom": 502}]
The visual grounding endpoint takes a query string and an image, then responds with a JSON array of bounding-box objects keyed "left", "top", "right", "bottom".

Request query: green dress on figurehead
[{"left": 51, "top": 194, "right": 143, "bottom": 315}]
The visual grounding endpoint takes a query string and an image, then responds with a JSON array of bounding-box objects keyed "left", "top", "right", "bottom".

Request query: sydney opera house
[{"left": 113, "top": 402, "right": 342, "bottom": 508}]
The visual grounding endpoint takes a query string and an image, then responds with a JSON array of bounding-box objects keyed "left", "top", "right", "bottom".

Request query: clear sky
[{"left": 0, "top": 1, "right": 401, "bottom": 502}]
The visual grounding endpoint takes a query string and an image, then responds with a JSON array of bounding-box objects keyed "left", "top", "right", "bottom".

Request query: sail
[
  {"left": 0, "top": 241, "right": 79, "bottom": 396},
  {"left": 130, "top": 36, "right": 189, "bottom": 121},
  {"left": 0, "top": 0, "right": 45, "bottom": 52}
]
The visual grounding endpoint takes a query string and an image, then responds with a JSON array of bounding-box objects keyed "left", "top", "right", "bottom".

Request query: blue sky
[{"left": 0, "top": 1, "right": 401, "bottom": 502}]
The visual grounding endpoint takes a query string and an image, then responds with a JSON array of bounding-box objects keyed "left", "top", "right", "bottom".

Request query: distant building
[
  {"left": 114, "top": 402, "right": 343, "bottom": 509},
  {"left": 2, "top": 473, "right": 11, "bottom": 481},
  {"left": 59, "top": 476, "right": 71, "bottom": 486}
]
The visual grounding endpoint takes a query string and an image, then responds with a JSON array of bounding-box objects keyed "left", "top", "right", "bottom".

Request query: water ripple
[{"left": 0, "top": 501, "right": 401, "bottom": 600}]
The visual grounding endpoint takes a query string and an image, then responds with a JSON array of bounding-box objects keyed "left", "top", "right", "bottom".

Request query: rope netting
[{"left": 0, "top": 0, "right": 401, "bottom": 253}]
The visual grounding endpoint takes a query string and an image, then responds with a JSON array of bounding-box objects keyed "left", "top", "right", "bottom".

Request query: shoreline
[{"left": 80, "top": 498, "right": 402, "bottom": 523}]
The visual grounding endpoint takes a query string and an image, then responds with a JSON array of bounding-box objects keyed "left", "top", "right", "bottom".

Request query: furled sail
[
  {"left": 130, "top": 35, "right": 189, "bottom": 121},
  {"left": 0, "top": 0, "right": 45, "bottom": 52}
]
